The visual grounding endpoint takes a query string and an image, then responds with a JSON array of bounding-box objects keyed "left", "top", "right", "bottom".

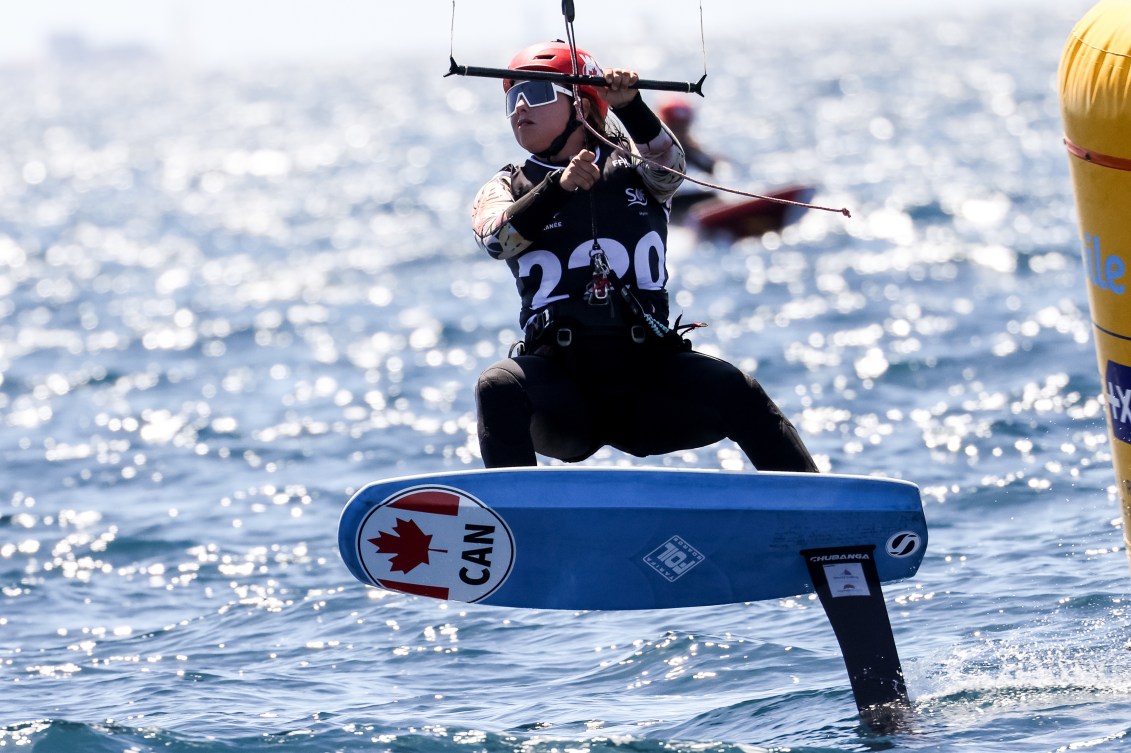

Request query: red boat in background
[{"left": 671, "top": 184, "right": 817, "bottom": 240}]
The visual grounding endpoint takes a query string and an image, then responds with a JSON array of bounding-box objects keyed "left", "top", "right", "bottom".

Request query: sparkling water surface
[{"left": 4, "top": 4, "right": 1130, "bottom": 752}]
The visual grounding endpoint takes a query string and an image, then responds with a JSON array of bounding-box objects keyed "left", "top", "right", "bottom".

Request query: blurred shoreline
[{"left": 1, "top": 0, "right": 1095, "bottom": 72}]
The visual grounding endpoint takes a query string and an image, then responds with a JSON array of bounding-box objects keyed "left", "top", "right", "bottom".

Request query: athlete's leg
[
  {"left": 475, "top": 354, "right": 599, "bottom": 468},
  {"left": 608, "top": 351, "right": 818, "bottom": 472}
]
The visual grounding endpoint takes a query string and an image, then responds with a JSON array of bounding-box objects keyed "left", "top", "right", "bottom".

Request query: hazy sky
[{"left": 0, "top": 0, "right": 1092, "bottom": 68}]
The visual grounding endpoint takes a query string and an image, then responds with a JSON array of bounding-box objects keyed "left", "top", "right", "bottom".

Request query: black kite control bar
[{"left": 445, "top": 57, "right": 707, "bottom": 97}]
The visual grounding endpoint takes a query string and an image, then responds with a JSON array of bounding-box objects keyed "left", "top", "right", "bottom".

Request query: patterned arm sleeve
[
  {"left": 471, "top": 169, "right": 526, "bottom": 260},
  {"left": 472, "top": 166, "right": 573, "bottom": 261},
  {"left": 612, "top": 94, "right": 686, "bottom": 205},
  {"left": 634, "top": 124, "right": 686, "bottom": 205}
]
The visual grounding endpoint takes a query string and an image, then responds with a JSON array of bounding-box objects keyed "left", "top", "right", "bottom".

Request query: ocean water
[{"left": 3, "top": 3, "right": 1130, "bottom": 752}]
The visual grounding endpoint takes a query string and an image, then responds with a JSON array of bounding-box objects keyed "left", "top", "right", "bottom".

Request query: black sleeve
[
  {"left": 506, "top": 169, "right": 573, "bottom": 238},
  {"left": 612, "top": 93, "right": 664, "bottom": 144}
]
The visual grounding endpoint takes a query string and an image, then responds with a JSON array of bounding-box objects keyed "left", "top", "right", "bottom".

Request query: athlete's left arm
[{"left": 611, "top": 94, "right": 686, "bottom": 204}]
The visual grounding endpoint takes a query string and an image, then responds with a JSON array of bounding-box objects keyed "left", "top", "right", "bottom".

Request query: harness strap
[{"left": 589, "top": 249, "right": 682, "bottom": 343}]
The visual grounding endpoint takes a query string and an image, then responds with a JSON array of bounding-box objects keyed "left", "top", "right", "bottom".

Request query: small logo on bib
[{"left": 357, "top": 485, "right": 515, "bottom": 603}]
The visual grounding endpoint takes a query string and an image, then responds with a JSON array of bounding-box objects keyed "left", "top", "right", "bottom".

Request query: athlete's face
[{"left": 509, "top": 91, "right": 573, "bottom": 155}]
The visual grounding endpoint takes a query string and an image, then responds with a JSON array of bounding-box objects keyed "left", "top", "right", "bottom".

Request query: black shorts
[{"left": 475, "top": 346, "right": 817, "bottom": 471}]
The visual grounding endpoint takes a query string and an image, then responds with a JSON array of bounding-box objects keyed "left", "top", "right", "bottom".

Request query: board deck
[{"left": 338, "top": 467, "right": 927, "bottom": 610}]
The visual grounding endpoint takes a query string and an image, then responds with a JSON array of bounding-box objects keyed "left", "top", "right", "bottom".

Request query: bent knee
[
  {"left": 475, "top": 361, "right": 524, "bottom": 401},
  {"left": 705, "top": 358, "right": 768, "bottom": 402}
]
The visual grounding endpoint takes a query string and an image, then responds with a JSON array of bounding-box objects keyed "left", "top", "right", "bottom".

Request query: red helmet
[
  {"left": 503, "top": 41, "right": 608, "bottom": 118},
  {"left": 657, "top": 94, "right": 694, "bottom": 124}
]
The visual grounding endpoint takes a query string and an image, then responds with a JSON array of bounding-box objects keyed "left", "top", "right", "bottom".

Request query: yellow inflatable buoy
[{"left": 1059, "top": 0, "right": 1131, "bottom": 559}]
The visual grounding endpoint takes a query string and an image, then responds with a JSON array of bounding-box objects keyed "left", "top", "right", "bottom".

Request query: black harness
[{"left": 522, "top": 248, "right": 698, "bottom": 359}]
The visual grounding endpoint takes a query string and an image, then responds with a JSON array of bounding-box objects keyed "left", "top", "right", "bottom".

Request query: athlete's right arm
[{"left": 472, "top": 167, "right": 572, "bottom": 260}]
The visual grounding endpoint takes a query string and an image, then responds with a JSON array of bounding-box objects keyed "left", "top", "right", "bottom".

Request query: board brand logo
[
  {"left": 643, "top": 535, "right": 704, "bottom": 582},
  {"left": 808, "top": 553, "right": 869, "bottom": 563},
  {"left": 885, "top": 531, "right": 922, "bottom": 558},
  {"left": 356, "top": 485, "right": 515, "bottom": 603}
]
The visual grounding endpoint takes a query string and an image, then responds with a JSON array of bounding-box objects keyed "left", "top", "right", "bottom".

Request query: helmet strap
[{"left": 535, "top": 112, "right": 581, "bottom": 162}]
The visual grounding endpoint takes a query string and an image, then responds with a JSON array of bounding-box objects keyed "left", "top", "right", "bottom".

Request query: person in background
[
  {"left": 657, "top": 94, "right": 719, "bottom": 175},
  {"left": 470, "top": 40, "right": 817, "bottom": 473},
  {"left": 655, "top": 93, "right": 727, "bottom": 219}
]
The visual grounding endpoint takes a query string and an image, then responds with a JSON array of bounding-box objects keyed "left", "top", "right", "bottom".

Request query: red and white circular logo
[{"left": 356, "top": 485, "right": 515, "bottom": 603}]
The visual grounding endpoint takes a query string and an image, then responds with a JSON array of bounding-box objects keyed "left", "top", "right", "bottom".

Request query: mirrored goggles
[{"left": 505, "top": 81, "right": 574, "bottom": 118}]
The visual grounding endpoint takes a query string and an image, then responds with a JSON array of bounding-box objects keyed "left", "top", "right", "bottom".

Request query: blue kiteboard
[
  {"left": 339, "top": 467, "right": 928, "bottom": 716},
  {"left": 337, "top": 467, "right": 926, "bottom": 611}
]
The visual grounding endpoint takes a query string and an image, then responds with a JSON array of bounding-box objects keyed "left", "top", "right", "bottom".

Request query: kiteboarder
[{"left": 471, "top": 41, "right": 817, "bottom": 473}]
